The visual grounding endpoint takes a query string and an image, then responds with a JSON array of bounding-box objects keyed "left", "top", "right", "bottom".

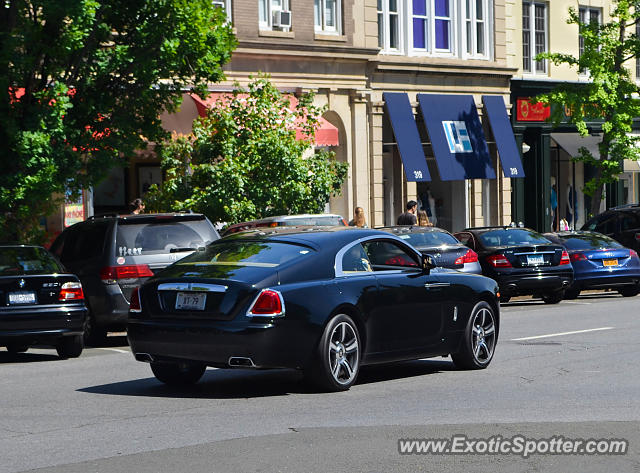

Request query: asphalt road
[{"left": 1, "top": 292, "right": 639, "bottom": 473}]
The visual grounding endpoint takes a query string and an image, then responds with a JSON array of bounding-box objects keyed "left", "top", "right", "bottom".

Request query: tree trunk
[{"left": 590, "top": 181, "right": 605, "bottom": 217}]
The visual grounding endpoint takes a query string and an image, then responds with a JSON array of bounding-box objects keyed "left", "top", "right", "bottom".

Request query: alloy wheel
[
  {"left": 328, "top": 321, "right": 359, "bottom": 386},
  {"left": 471, "top": 307, "right": 496, "bottom": 364}
]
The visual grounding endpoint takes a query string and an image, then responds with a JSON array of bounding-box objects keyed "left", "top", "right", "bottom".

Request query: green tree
[
  {"left": 145, "top": 75, "right": 348, "bottom": 224},
  {"left": 536, "top": 0, "right": 640, "bottom": 216},
  {"left": 0, "top": 0, "right": 236, "bottom": 242}
]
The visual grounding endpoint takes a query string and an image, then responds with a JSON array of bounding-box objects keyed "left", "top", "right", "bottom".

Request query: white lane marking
[
  {"left": 512, "top": 326, "right": 615, "bottom": 341},
  {"left": 97, "top": 348, "right": 130, "bottom": 354},
  {"left": 561, "top": 301, "right": 592, "bottom": 305}
]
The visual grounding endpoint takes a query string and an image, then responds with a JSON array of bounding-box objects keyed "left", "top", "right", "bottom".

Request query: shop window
[
  {"left": 259, "top": 0, "right": 291, "bottom": 31},
  {"left": 578, "top": 7, "right": 600, "bottom": 75},
  {"left": 377, "top": 0, "right": 491, "bottom": 58},
  {"left": 212, "top": 0, "right": 232, "bottom": 22},
  {"left": 522, "top": 1, "right": 547, "bottom": 74},
  {"left": 314, "top": 0, "right": 341, "bottom": 34}
]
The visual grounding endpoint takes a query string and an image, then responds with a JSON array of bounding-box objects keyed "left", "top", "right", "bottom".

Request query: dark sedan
[
  {"left": 128, "top": 228, "right": 500, "bottom": 391},
  {"left": 454, "top": 226, "right": 573, "bottom": 303},
  {"left": 378, "top": 226, "right": 481, "bottom": 273},
  {"left": 544, "top": 231, "right": 640, "bottom": 299},
  {"left": 0, "top": 245, "right": 87, "bottom": 358}
]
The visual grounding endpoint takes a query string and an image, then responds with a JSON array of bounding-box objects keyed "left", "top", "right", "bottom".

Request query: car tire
[
  {"left": 6, "top": 344, "right": 29, "bottom": 354},
  {"left": 56, "top": 335, "right": 84, "bottom": 359},
  {"left": 83, "top": 312, "right": 108, "bottom": 347},
  {"left": 564, "top": 288, "right": 581, "bottom": 300},
  {"left": 541, "top": 290, "right": 564, "bottom": 304},
  {"left": 618, "top": 285, "right": 640, "bottom": 297},
  {"left": 305, "top": 314, "right": 361, "bottom": 392},
  {"left": 451, "top": 301, "right": 497, "bottom": 370},
  {"left": 150, "top": 361, "right": 206, "bottom": 386}
]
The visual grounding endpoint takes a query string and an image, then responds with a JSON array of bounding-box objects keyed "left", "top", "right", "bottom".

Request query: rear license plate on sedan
[
  {"left": 8, "top": 291, "right": 36, "bottom": 305},
  {"left": 527, "top": 254, "right": 545, "bottom": 266},
  {"left": 603, "top": 259, "right": 618, "bottom": 267},
  {"left": 175, "top": 292, "right": 206, "bottom": 310}
]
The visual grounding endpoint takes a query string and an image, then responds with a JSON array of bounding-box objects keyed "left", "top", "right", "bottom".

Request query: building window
[
  {"left": 259, "top": 0, "right": 291, "bottom": 30},
  {"left": 377, "top": 0, "right": 491, "bottom": 58},
  {"left": 578, "top": 7, "right": 600, "bottom": 74},
  {"left": 522, "top": 1, "right": 547, "bottom": 74},
  {"left": 314, "top": 0, "right": 341, "bottom": 34},
  {"left": 212, "top": 0, "right": 232, "bottom": 22}
]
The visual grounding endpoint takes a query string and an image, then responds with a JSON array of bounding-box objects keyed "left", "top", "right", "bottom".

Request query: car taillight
[
  {"left": 560, "top": 250, "right": 571, "bottom": 265},
  {"left": 58, "top": 282, "right": 84, "bottom": 301},
  {"left": 129, "top": 287, "right": 142, "bottom": 313},
  {"left": 569, "top": 252, "right": 587, "bottom": 262},
  {"left": 100, "top": 265, "right": 154, "bottom": 283},
  {"left": 247, "top": 289, "right": 285, "bottom": 317},
  {"left": 630, "top": 249, "right": 638, "bottom": 259},
  {"left": 454, "top": 249, "right": 479, "bottom": 265},
  {"left": 486, "top": 254, "right": 512, "bottom": 268}
]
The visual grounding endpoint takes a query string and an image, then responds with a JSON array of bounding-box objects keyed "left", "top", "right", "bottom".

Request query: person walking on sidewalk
[{"left": 397, "top": 200, "right": 418, "bottom": 225}]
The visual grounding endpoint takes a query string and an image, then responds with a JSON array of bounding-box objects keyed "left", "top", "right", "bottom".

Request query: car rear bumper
[
  {"left": 493, "top": 269, "right": 574, "bottom": 296},
  {"left": 0, "top": 305, "right": 86, "bottom": 342},
  {"left": 573, "top": 272, "right": 640, "bottom": 289},
  {"left": 127, "top": 317, "right": 314, "bottom": 370}
]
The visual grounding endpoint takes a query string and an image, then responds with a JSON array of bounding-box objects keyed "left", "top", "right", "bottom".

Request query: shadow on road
[
  {"left": 501, "top": 291, "right": 622, "bottom": 307},
  {"left": 77, "top": 359, "right": 453, "bottom": 399},
  {"left": 0, "top": 351, "right": 60, "bottom": 363}
]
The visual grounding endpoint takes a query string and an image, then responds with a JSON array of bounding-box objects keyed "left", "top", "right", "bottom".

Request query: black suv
[
  {"left": 50, "top": 213, "right": 219, "bottom": 343},
  {"left": 581, "top": 205, "right": 640, "bottom": 252}
]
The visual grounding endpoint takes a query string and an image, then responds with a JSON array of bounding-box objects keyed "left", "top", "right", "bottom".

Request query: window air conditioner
[{"left": 272, "top": 10, "right": 292, "bottom": 28}]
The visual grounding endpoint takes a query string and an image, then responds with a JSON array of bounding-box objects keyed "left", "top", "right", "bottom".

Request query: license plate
[
  {"left": 603, "top": 259, "right": 618, "bottom": 267},
  {"left": 527, "top": 254, "right": 545, "bottom": 266},
  {"left": 175, "top": 292, "right": 206, "bottom": 310},
  {"left": 8, "top": 291, "right": 36, "bottom": 305}
]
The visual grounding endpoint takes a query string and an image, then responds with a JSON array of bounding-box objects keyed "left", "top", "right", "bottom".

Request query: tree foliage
[
  {"left": 145, "top": 75, "right": 349, "bottom": 225},
  {"left": 0, "top": 0, "right": 236, "bottom": 242},
  {"left": 536, "top": 0, "right": 640, "bottom": 215}
]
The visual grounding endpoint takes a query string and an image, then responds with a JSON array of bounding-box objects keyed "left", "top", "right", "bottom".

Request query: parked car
[
  {"left": 128, "top": 227, "right": 500, "bottom": 391},
  {"left": 0, "top": 245, "right": 87, "bottom": 358},
  {"left": 222, "top": 214, "right": 347, "bottom": 236},
  {"left": 378, "top": 226, "right": 481, "bottom": 273},
  {"left": 454, "top": 226, "right": 573, "bottom": 303},
  {"left": 581, "top": 204, "right": 640, "bottom": 252},
  {"left": 50, "top": 213, "right": 219, "bottom": 344},
  {"left": 544, "top": 231, "right": 640, "bottom": 298}
]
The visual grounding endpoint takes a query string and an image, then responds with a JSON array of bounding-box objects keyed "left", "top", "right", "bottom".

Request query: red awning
[{"left": 190, "top": 93, "right": 339, "bottom": 146}]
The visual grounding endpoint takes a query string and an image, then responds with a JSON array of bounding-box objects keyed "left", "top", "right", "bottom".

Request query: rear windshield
[
  {"left": 396, "top": 231, "right": 459, "bottom": 247},
  {"left": 177, "top": 241, "right": 314, "bottom": 268},
  {"left": 0, "top": 247, "right": 64, "bottom": 276},
  {"left": 280, "top": 216, "right": 346, "bottom": 226},
  {"left": 557, "top": 234, "right": 624, "bottom": 250},
  {"left": 478, "top": 229, "right": 551, "bottom": 247},
  {"left": 116, "top": 219, "right": 218, "bottom": 256}
]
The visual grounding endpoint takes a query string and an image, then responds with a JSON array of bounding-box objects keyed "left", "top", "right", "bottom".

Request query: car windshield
[
  {"left": 558, "top": 234, "right": 624, "bottom": 250},
  {"left": 177, "top": 241, "right": 315, "bottom": 268},
  {"left": 478, "top": 229, "right": 551, "bottom": 247},
  {"left": 396, "top": 231, "right": 459, "bottom": 247},
  {"left": 280, "top": 216, "right": 345, "bottom": 226},
  {"left": 0, "top": 247, "right": 64, "bottom": 276},
  {"left": 116, "top": 219, "right": 217, "bottom": 256}
]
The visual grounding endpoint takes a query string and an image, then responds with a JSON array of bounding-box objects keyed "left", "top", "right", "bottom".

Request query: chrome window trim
[
  {"left": 246, "top": 288, "right": 286, "bottom": 318},
  {"left": 513, "top": 251, "right": 556, "bottom": 256},
  {"left": 157, "top": 282, "right": 228, "bottom": 292},
  {"left": 334, "top": 234, "right": 422, "bottom": 278}
]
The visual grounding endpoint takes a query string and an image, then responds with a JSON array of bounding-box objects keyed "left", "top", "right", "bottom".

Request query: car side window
[
  {"left": 620, "top": 213, "right": 640, "bottom": 231},
  {"left": 455, "top": 232, "right": 475, "bottom": 250},
  {"left": 362, "top": 240, "right": 419, "bottom": 270},
  {"left": 597, "top": 215, "right": 618, "bottom": 235},
  {"left": 66, "top": 223, "right": 109, "bottom": 262},
  {"left": 341, "top": 244, "right": 373, "bottom": 273}
]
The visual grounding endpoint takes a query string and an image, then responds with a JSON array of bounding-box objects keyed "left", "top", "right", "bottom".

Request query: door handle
[{"left": 424, "top": 282, "right": 451, "bottom": 289}]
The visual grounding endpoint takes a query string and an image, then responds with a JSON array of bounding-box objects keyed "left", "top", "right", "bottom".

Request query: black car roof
[{"left": 377, "top": 226, "right": 451, "bottom": 234}]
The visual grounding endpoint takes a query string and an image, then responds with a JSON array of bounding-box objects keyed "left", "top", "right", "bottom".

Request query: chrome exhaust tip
[
  {"left": 135, "top": 353, "right": 155, "bottom": 363},
  {"left": 228, "top": 356, "right": 256, "bottom": 368}
]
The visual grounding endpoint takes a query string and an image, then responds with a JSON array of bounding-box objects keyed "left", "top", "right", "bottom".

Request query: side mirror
[{"left": 421, "top": 253, "right": 437, "bottom": 273}]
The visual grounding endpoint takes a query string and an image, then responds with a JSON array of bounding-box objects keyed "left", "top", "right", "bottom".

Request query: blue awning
[
  {"left": 417, "top": 94, "right": 496, "bottom": 181},
  {"left": 383, "top": 92, "right": 431, "bottom": 182},
  {"left": 482, "top": 96, "right": 525, "bottom": 178}
]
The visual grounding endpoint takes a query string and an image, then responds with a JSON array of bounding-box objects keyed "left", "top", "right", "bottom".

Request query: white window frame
[
  {"left": 522, "top": 1, "right": 548, "bottom": 75},
  {"left": 314, "top": 0, "right": 342, "bottom": 34},
  {"left": 462, "top": 0, "right": 491, "bottom": 59},
  {"left": 378, "top": 0, "right": 403, "bottom": 53},
  {"left": 578, "top": 6, "right": 601, "bottom": 76},
  {"left": 212, "top": 0, "right": 232, "bottom": 23},
  {"left": 259, "top": 0, "right": 291, "bottom": 31}
]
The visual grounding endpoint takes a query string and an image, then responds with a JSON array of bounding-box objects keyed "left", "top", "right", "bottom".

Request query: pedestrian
[
  {"left": 397, "top": 200, "right": 418, "bottom": 225},
  {"left": 129, "top": 198, "right": 145, "bottom": 214},
  {"left": 417, "top": 209, "right": 433, "bottom": 227},
  {"left": 349, "top": 206, "right": 368, "bottom": 228}
]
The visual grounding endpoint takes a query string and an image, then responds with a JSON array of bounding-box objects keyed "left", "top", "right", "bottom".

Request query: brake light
[
  {"left": 247, "top": 289, "right": 285, "bottom": 316},
  {"left": 630, "top": 250, "right": 638, "bottom": 259},
  {"left": 100, "top": 265, "right": 153, "bottom": 282},
  {"left": 569, "top": 252, "right": 587, "bottom": 262},
  {"left": 58, "top": 282, "right": 84, "bottom": 301},
  {"left": 560, "top": 250, "right": 571, "bottom": 265},
  {"left": 486, "top": 254, "right": 512, "bottom": 268},
  {"left": 454, "top": 249, "right": 479, "bottom": 265},
  {"left": 129, "top": 287, "right": 142, "bottom": 313}
]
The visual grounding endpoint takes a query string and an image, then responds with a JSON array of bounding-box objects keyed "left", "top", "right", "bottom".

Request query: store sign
[
  {"left": 516, "top": 98, "right": 551, "bottom": 122},
  {"left": 442, "top": 121, "right": 473, "bottom": 153},
  {"left": 64, "top": 191, "right": 85, "bottom": 227}
]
